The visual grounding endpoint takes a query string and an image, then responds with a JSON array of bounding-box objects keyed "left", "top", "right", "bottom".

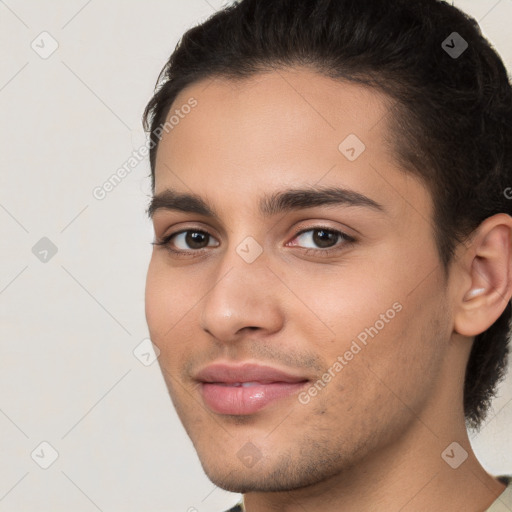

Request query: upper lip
[{"left": 195, "top": 363, "right": 310, "bottom": 384}]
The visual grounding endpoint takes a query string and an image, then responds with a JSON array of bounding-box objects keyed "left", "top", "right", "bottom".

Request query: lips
[{"left": 195, "top": 363, "right": 309, "bottom": 415}]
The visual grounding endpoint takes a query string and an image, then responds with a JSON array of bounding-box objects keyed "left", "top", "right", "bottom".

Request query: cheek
[
  {"left": 144, "top": 257, "right": 168, "bottom": 337},
  {"left": 145, "top": 256, "right": 210, "bottom": 376},
  {"left": 145, "top": 255, "right": 196, "bottom": 326},
  {"left": 144, "top": 256, "right": 190, "bottom": 351},
  {"left": 288, "top": 247, "right": 445, "bottom": 397},
  {"left": 282, "top": 259, "right": 405, "bottom": 353}
]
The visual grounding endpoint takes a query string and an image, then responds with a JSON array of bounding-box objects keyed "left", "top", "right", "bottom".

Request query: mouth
[{"left": 195, "top": 363, "right": 310, "bottom": 415}]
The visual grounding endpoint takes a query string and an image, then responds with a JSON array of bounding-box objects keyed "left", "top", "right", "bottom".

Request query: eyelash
[{"left": 152, "top": 226, "right": 356, "bottom": 259}]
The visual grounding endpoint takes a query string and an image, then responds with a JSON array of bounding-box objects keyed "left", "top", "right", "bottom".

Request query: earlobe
[{"left": 453, "top": 214, "right": 512, "bottom": 337}]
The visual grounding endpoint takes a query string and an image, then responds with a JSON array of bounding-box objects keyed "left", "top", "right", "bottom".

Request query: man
[{"left": 143, "top": 0, "right": 512, "bottom": 510}]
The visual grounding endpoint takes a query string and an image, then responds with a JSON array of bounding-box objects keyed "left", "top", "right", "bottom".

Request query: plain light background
[{"left": 0, "top": 1, "right": 511, "bottom": 511}]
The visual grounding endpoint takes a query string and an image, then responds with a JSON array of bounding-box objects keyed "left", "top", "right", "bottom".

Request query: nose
[{"left": 199, "top": 251, "right": 284, "bottom": 344}]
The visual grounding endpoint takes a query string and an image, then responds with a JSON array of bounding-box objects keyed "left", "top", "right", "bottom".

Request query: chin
[{"left": 198, "top": 451, "right": 336, "bottom": 494}]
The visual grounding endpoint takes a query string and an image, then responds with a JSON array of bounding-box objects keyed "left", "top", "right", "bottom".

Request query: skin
[{"left": 145, "top": 67, "right": 512, "bottom": 511}]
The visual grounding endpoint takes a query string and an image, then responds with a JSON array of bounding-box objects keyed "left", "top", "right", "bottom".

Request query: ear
[{"left": 453, "top": 213, "right": 512, "bottom": 337}]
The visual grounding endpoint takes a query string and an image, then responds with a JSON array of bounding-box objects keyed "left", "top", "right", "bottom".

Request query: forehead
[
  {"left": 156, "top": 67, "right": 392, "bottom": 175},
  {"left": 153, "top": 67, "right": 429, "bottom": 222}
]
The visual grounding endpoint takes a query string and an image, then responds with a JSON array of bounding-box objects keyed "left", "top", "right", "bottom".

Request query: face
[{"left": 145, "top": 67, "right": 454, "bottom": 493}]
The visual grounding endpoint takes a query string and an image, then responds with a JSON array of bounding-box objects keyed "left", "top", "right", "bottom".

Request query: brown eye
[
  {"left": 183, "top": 231, "right": 210, "bottom": 249},
  {"left": 292, "top": 227, "right": 353, "bottom": 250},
  {"left": 312, "top": 229, "right": 339, "bottom": 248},
  {"left": 152, "top": 229, "right": 220, "bottom": 255}
]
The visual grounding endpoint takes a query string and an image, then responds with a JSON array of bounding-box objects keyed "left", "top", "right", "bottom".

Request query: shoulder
[
  {"left": 223, "top": 502, "right": 244, "bottom": 512},
  {"left": 486, "top": 475, "right": 512, "bottom": 512}
]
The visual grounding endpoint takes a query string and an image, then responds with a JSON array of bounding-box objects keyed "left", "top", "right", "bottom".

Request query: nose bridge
[
  {"left": 199, "top": 234, "right": 282, "bottom": 340},
  {"left": 215, "top": 215, "right": 268, "bottom": 283}
]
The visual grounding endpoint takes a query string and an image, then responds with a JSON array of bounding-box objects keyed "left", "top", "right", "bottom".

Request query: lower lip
[{"left": 200, "top": 382, "right": 308, "bottom": 415}]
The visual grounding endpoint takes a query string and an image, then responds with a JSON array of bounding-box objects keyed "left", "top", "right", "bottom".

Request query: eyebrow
[{"left": 146, "top": 185, "right": 385, "bottom": 219}]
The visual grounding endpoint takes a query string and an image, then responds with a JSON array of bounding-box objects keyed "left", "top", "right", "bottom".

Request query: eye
[
  {"left": 152, "top": 226, "right": 356, "bottom": 258},
  {"left": 153, "top": 230, "right": 219, "bottom": 254},
  {"left": 288, "top": 227, "right": 355, "bottom": 256}
]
